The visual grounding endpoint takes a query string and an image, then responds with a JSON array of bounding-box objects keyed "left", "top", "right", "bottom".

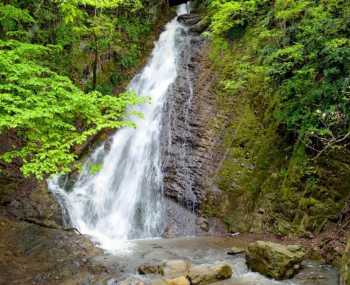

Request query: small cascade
[{"left": 49, "top": 5, "right": 191, "bottom": 252}]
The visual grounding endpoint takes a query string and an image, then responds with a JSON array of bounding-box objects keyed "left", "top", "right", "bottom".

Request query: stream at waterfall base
[
  {"left": 86, "top": 236, "right": 338, "bottom": 285},
  {"left": 47, "top": 4, "right": 340, "bottom": 285}
]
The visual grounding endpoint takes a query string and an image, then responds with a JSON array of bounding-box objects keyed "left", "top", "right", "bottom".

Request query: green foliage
[
  {"left": 207, "top": 0, "right": 350, "bottom": 234},
  {"left": 208, "top": 0, "right": 350, "bottom": 157},
  {"left": 0, "top": 4, "right": 34, "bottom": 28},
  {"left": 54, "top": 0, "right": 153, "bottom": 89},
  {"left": 0, "top": 40, "right": 141, "bottom": 178},
  {"left": 0, "top": 0, "right": 162, "bottom": 178},
  {"left": 77, "top": 0, "right": 142, "bottom": 9},
  {"left": 0, "top": 4, "right": 34, "bottom": 40},
  {"left": 89, "top": 163, "right": 103, "bottom": 175}
]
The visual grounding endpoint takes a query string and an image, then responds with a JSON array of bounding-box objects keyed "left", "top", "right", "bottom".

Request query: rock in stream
[{"left": 246, "top": 241, "right": 306, "bottom": 280}]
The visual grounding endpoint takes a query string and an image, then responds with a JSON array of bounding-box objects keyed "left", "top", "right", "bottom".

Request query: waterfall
[{"left": 49, "top": 5, "right": 189, "bottom": 252}]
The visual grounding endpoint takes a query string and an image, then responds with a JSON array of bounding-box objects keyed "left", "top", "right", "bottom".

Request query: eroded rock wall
[{"left": 161, "top": 16, "right": 222, "bottom": 212}]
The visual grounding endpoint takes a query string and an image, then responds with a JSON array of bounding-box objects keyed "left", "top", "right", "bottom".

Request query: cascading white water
[{"left": 49, "top": 5, "right": 188, "bottom": 252}]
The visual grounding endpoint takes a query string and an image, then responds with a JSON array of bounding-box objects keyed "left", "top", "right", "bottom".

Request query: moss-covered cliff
[{"left": 188, "top": 0, "right": 350, "bottom": 274}]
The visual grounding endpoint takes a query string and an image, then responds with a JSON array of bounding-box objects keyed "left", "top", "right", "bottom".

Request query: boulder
[
  {"left": 161, "top": 260, "right": 191, "bottom": 278},
  {"left": 150, "top": 277, "right": 190, "bottom": 285},
  {"left": 246, "top": 241, "right": 306, "bottom": 280},
  {"left": 165, "top": 276, "right": 190, "bottom": 285},
  {"left": 138, "top": 263, "right": 161, "bottom": 275},
  {"left": 187, "top": 263, "right": 232, "bottom": 285},
  {"left": 138, "top": 260, "right": 190, "bottom": 277},
  {"left": 227, "top": 246, "right": 245, "bottom": 255}
]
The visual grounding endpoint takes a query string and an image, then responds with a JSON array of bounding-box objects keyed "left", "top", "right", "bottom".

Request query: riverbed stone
[
  {"left": 187, "top": 262, "right": 232, "bottom": 285},
  {"left": 138, "top": 263, "right": 162, "bottom": 275},
  {"left": 165, "top": 276, "right": 190, "bottom": 285},
  {"left": 246, "top": 241, "right": 306, "bottom": 280},
  {"left": 227, "top": 246, "right": 245, "bottom": 255},
  {"left": 161, "top": 260, "right": 191, "bottom": 278}
]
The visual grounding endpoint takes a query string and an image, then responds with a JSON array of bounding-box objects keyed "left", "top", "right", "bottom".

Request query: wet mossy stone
[
  {"left": 246, "top": 241, "right": 305, "bottom": 280},
  {"left": 227, "top": 246, "right": 245, "bottom": 255},
  {"left": 138, "top": 263, "right": 162, "bottom": 275},
  {"left": 187, "top": 262, "right": 232, "bottom": 285}
]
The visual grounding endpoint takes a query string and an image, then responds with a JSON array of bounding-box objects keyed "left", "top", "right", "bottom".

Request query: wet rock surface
[
  {"left": 165, "top": 276, "right": 191, "bottom": 285},
  {"left": 162, "top": 260, "right": 191, "bottom": 278},
  {"left": 161, "top": 14, "right": 220, "bottom": 213},
  {"left": 227, "top": 246, "right": 245, "bottom": 256},
  {"left": 177, "top": 14, "right": 202, "bottom": 26},
  {"left": 139, "top": 263, "right": 163, "bottom": 275},
  {"left": 138, "top": 259, "right": 232, "bottom": 285},
  {"left": 0, "top": 179, "right": 106, "bottom": 284},
  {"left": 0, "top": 214, "right": 104, "bottom": 284},
  {"left": 188, "top": 262, "right": 232, "bottom": 285},
  {"left": 246, "top": 241, "right": 306, "bottom": 280}
]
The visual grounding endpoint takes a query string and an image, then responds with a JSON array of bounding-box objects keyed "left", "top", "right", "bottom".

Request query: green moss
[
  {"left": 89, "top": 163, "right": 102, "bottom": 175},
  {"left": 204, "top": 16, "right": 350, "bottom": 236}
]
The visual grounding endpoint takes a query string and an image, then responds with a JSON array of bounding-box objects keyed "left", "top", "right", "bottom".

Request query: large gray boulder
[
  {"left": 187, "top": 262, "right": 232, "bottom": 285},
  {"left": 246, "top": 241, "right": 306, "bottom": 280}
]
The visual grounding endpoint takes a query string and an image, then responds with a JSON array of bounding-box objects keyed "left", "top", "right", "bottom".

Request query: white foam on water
[{"left": 49, "top": 5, "right": 188, "bottom": 253}]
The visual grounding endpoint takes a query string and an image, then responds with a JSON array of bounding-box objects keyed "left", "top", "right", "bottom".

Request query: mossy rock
[
  {"left": 187, "top": 263, "right": 232, "bottom": 285},
  {"left": 246, "top": 241, "right": 305, "bottom": 280}
]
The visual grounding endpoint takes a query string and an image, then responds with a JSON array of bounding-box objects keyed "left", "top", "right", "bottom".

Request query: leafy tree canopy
[{"left": 0, "top": 40, "right": 142, "bottom": 178}]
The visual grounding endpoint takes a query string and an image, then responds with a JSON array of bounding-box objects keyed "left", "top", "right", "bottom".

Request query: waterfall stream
[
  {"left": 46, "top": 6, "right": 340, "bottom": 285},
  {"left": 49, "top": 5, "right": 189, "bottom": 252}
]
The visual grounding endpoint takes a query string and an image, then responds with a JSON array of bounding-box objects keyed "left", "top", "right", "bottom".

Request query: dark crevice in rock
[{"left": 19, "top": 217, "right": 61, "bottom": 230}]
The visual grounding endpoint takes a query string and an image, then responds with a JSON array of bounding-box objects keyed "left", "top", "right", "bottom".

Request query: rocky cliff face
[{"left": 161, "top": 15, "right": 221, "bottom": 212}]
